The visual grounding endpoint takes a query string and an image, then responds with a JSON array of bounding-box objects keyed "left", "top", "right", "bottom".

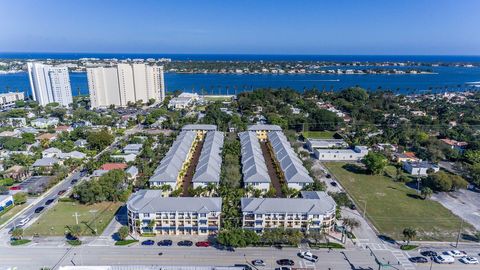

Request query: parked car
[
  {"left": 57, "top": 190, "right": 66, "bottom": 196},
  {"left": 234, "top": 264, "right": 252, "bottom": 270},
  {"left": 177, "top": 240, "right": 193, "bottom": 246},
  {"left": 157, "top": 239, "right": 173, "bottom": 246},
  {"left": 34, "top": 206, "right": 45, "bottom": 213},
  {"left": 252, "top": 259, "right": 266, "bottom": 266},
  {"left": 326, "top": 174, "right": 331, "bottom": 178},
  {"left": 434, "top": 255, "right": 455, "bottom": 264},
  {"left": 409, "top": 256, "right": 428, "bottom": 263},
  {"left": 420, "top": 250, "right": 437, "bottom": 257},
  {"left": 298, "top": 251, "right": 319, "bottom": 262},
  {"left": 195, "top": 241, "right": 210, "bottom": 247},
  {"left": 459, "top": 256, "right": 479, "bottom": 264},
  {"left": 141, "top": 240, "right": 155, "bottom": 246},
  {"left": 330, "top": 181, "right": 337, "bottom": 186},
  {"left": 70, "top": 179, "right": 78, "bottom": 185},
  {"left": 444, "top": 250, "right": 467, "bottom": 257},
  {"left": 276, "top": 259, "right": 294, "bottom": 266},
  {"left": 45, "top": 199, "right": 55, "bottom": 205},
  {"left": 349, "top": 204, "right": 357, "bottom": 210}
]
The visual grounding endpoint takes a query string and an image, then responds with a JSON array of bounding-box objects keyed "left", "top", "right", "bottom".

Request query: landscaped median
[
  {"left": 324, "top": 162, "right": 474, "bottom": 241},
  {"left": 24, "top": 201, "right": 122, "bottom": 237}
]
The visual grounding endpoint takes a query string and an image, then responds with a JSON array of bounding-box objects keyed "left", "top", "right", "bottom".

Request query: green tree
[
  {"left": 420, "top": 187, "right": 433, "bottom": 200},
  {"left": 464, "top": 150, "right": 480, "bottom": 164},
  {"left": 87, "top": 129, "right": 114, "bottom": 151},
  {"left": 342, "top": 217, "right": 360, "bottom": 233},
  {"left": 69, "top": 225, "right": 82, "bottom": 240},
  {"left": 362, "top": 152, "right": 388, "bottom": 175},
  {"left": 117, "top": 226, "right": 129, "bottom": 241},
  {"left": 11, "top": 228, "right": 23, "bottom": 240},
  {"left": 402, "top": 227, "right": 417, "bottom": 245},
  {"left": 13, "top": 192, "right": 27, "bottom": 205}
]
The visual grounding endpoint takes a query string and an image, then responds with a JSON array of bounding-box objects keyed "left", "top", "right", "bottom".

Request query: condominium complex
[
  {"left": 239, "top": 131, "right": 270, "bottom": 192},
  {"left": 149, "top": 125, "right": 222, "bottom": 194},
  {"left": 0, "top": 92, "right": 25, "bottom": 109},
  {"left": 241, "top": 191, "right": 337, "bottom": 234},
  {"left": 87, "top": 63, "right": 165, "bottom": 108},
  {"left": 127, "top": 189, "right": 222, "bottom": 236},
  {"left": 27, "top": 62, "right": 73, "bottom": 106}
]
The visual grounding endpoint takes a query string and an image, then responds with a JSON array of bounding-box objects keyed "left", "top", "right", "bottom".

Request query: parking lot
[{"left": 431, "top": 189, "right": 480, "bottom": 231}]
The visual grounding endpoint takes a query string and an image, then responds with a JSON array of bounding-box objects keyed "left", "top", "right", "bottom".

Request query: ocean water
[{"left": 0, "top": 54, "right": 479, "bottom": 96}]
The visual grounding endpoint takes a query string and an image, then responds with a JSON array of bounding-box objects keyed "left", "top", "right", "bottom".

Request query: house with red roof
[{"left": 100, "top": 163, "right": 128, "bottom": 171}]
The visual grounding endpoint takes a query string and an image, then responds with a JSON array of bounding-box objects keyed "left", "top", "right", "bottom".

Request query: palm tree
[
  {"left": 11, "top": 228, "right": 23, "bottom": 240},
  {"left": 402, "top": 227, "right": 417, "bottom": 245},
  {"left": 342, "top": 217, "right": 360, "bottom": 233},
  {"left": 205, "top": 183, "right": 217, "bottom": 196},
  {"left": 420, "top": 187, "right": 433, "bottom": 200},
  {"left": 69, "top": 225, "right": 82, "bottom": 240}
]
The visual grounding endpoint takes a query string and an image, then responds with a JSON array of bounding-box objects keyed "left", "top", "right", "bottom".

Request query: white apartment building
[
  {"left": 241, "top": 191, "right": 336, "bottom": 234},
  {"left": 87, "top": 64, "right": 165, "bottom": 108},
  {"left": 127, "top": 189, "right": 222, "bottom": 236},
  {"left": 0, "top": 92, "right": 25, "bottom": 109},
  {"left": 314, "top": 146, "right": 369, "bottom": 161},
  {"left": 27, "top": 62, "right": 73, "bottom": 106}
]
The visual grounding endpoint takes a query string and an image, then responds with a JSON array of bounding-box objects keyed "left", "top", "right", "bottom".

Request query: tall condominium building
[
  {"left": 87, "top": 63, "right": 165, "bottom": 108},
  {"left": 27, "top": 62, "right": 73, "bottom": 107}
]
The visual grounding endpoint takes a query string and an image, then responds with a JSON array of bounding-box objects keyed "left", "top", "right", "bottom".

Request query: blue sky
[{"left": 1, "top": 0, "right": 479, "bottom": 55}]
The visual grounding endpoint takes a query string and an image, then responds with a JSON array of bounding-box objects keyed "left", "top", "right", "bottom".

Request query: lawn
[
  {"left": 0, "top": 204, "right": 28, "bottom": 226},
  {"left": 302, "top": 130, "right": 337, "bottom": 139},
  {"left": 24, "top": 201, "right": 122, "bottom": 237},
  {"left": 324, "top": 162, "right": 474, "bottom": 241}
]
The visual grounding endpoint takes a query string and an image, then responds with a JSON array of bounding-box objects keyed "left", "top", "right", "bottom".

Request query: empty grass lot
[
  {"left": 302, "top": 130, "right": 337, "bottom": 139},
  {"left": 24, "top": 201, "right": 122, "bottom": 236},
  {"left": 0, "top": 204, "right": 28, "bottom": 226},
  {"left": 324, "top": 162, "right": 474, "bottom": 241}
]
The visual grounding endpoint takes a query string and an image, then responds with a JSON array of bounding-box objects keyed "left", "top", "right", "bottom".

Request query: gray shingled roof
[
  {"left": 149, "top": 131, "right": 197, "bottom": 183},
  {"left": 268, "top": 131, "right": 313, "bottom": 184},
  {"left": 127, "top": 189, "right": 222, "bottom": 213},
  {"left": 32, "top": 157, "right": 60, "bottom": 167},
  {"left": 247, "top": 124, "right": 282, "bottom": 131},
  {"left": 239, "top": 132, "right": 270, "bottom": 183},
  {"left": 241, "top": 191, "right": 336, "bottom": 215},
  {"left": 182, "top": 124, "right": 217, "bottom": 131},
  {"left": 192, "top": 131, "right": 224, "bottom": 184}
]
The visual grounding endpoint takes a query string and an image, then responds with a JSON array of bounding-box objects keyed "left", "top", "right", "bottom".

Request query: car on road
[
  {"left": 157, "top": 239, "right": 173, "bottom": 246},
  {"left": 330, "top": 181, "right": 337, "bottom": 186},
  {"left": 16, "top": 217, "right": 30, "bottom": 227},
  {"left": 350, "top": 204, "right": 356, "bottom": 210},
  {"left": 276, "top": 267, "right": 291, "bottom": 270},
  {"left": 298, "top": 251, "right": 319, "bottom": 262},
  {"left": 434, "top": 255, "right": 455, "bottom": 264},
  {"left": 195, "top": 241, "right": 210, "bottom": 247},
  {"left": 420, "top": 250, "right": 437, "bottom": 257},
  {"left": 34, "top": 206, "right": 45, "bottom": 213},
  {"left": 141, "top": 240, "right": 155, "bottom": 246},
  {"left": 326, "top": 174, "right": 331, "bottom": 178},
  {"left": 459, "top": 256, "right": 479, "bottom": 264},
  {"left": 57, "top": 190, "right": 66, "bottom": 196},
  {"left": 45, "top": 199, "right": 55, "bottom": 205},
  {"left": 70, "top": 179, "right": 78, "bottom": 184},
  {"left": 444, "top": 250, "right": 467, "bottom": 257},
  {"left": 409, "top": 256, "right": 428, "bottom": 263},
  {"left": 276, "top": 259, "right": 294, "bottom": 266},
  {"left": 177, "top": 240, "right": 193, "bottom": 246},
  {"left": 252, "top": 259, "right": 266, "bottom": 266}
]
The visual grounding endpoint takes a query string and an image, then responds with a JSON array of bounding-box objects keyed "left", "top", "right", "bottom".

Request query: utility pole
[{"left": 455, "top": 218, "right": 464, "bottom": 248}]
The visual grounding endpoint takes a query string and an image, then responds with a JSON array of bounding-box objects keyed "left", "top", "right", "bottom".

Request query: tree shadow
[
  {"left": 461, "top": 233, "right": 479, "bottom": 242},
  {"left": 406, "top": 193, "right": 423, "bottom": 200},
  {"left": 378, "top": 234, "right": 397, "bottom": 244},
  {"left": 342, "top": 163, "right": 368, "bottom": 175}
]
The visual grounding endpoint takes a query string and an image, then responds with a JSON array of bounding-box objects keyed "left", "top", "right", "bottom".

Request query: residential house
[
  {"left": 30, "top": 117, "right": 59, "bottom": 129},
  {"left": 402, "top": 161, "right": 440, "bottom": 176},
  {"left": 126, "top": 166, "right": 139, "bottom": 180},
  {"left": 123, "top": 144, "right": 143, "bottom": 155},
  {"left": 111, "top": 153, "right": 137, "bottom": 163},
  {"left": 393, "top": 152, "right": 420, "bottom": 163},
  {"left": 32, "top": 157, "right": 61, "bottom": 173},
  {"left": 305, "top": 138, "right": 348, "bottom": 152},
  {"left": 3, "top": 165, "right": 30, "bottom": 181},
  {"left": 55, "top": 125, "right": 73, "bottom": 133},
  {"left": 314, "top": 146, "right": 369, "bottom": 161},
  {"left": 127, "top": 189, "right": 222, "bottom": 236},
  {"left": 42, "top": 147, "right": 62, "bottom": 158},
  {"left": 192, "top": 131, "right": 224, "bottom": 188},
  {"left": 74, "top": 139, "right": 88, "bottom": 148},
  {"left": 440, "top": 139, "right": 468, "bottom": 153},
  {"left": 239, "top": 131, "right": 270, "bottom": 192},
  {"left": 36, "top": 133, "right": 58, "bottom": 142}
]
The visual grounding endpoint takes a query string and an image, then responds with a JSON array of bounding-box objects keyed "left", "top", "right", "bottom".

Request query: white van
[
  {"left": 434, "top": 255, "right": 455, "bottom": 264},
  {"left": 17, "top": 216, "right": 30, "bottom": 227}
]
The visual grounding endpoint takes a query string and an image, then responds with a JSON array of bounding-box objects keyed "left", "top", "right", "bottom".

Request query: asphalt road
[{"left": 2, "top": 170, "right": 85, "bottom": 233}]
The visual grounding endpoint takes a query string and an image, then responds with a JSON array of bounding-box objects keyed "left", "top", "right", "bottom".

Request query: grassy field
[
  {"left": 324, "top": 162, "right": 474, "bottom": 241},
  {"left": 24, "top": 201, "right": 122, "bottom": 237},
  {"left": 0, "top": 204, "right": 28, "bottom": 226},
  {"left": 203, "top": 95, "right": 234, "bottom": 102},
  {"left": 302, "top": 130, "right": 337, "bottom": 139}
]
